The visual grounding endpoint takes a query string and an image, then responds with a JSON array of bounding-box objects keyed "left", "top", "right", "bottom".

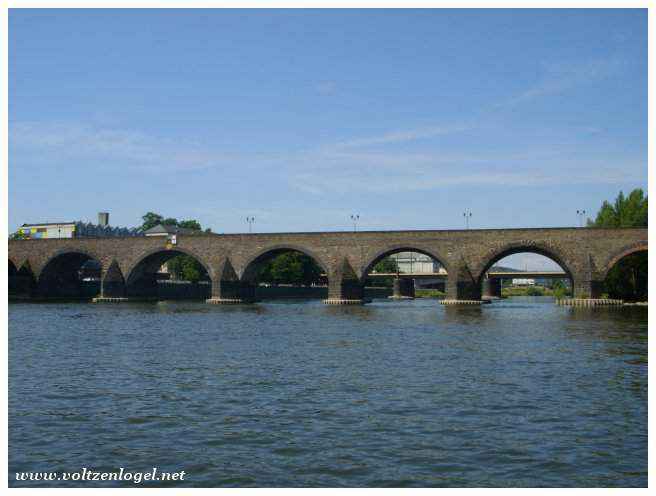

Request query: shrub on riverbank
[{"left": 415, "top": 289, "right": 446, "bottom": 298}]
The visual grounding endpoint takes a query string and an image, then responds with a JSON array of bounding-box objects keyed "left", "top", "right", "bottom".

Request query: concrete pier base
[
  {"left": 556, "top": 298, "right": 624, "bottom": 307},
  {"left": 323, "top": 298, "right": 366, "bottom": 305},
  {"left": 390, "top": 277, "right": 415, "bottom": 299},
  {"left": 92, "top": 297, "right": 133, "bottom": 303},
  {"left": 440, "top": 299, "right": 487, "bottom": 305},
  {"left": 206, "top": 298, "right": 252, "bottom": 305}
]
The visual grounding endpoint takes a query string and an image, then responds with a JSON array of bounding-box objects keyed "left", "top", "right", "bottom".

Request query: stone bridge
[{"left": 8, "top": 227, "right": 647, "bottom": 304}]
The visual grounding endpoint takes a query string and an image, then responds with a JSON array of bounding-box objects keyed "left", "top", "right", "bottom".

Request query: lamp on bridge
[
  {"left": 576, "top": 209, "right": 587, "bottom": 228},
  {"left": 350, "top": 214, "right": 360, "bottom": 232},
  {"left": 463, "top": 210, "right": 472, "bottom": 229},
  {"left": 246, "top": 216, "right": 255, "bottom": 233}
]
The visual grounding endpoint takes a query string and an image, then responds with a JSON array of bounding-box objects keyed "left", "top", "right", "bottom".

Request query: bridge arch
[
  {"left": 358, "top": 245, "right": 451, "bottom": 300},
  {"left": 475, "top": 241, "right": 575, "bottom": 281},
  {"left": 361, "top": 245, "right": 451, "bottom": 280},
  {"left": 598, "top": 241, "right": 647, "bottom": 301},
  {"left": 474, "top": 241, "right": 576, "bottom": 298},
  {"left": 13, "top": 261, "right": 37, "bottom": 297},
  {"left": 9, "top": 258, "right": 18, "bottom": 277},
  {"left": 600, "top": 241, "right": 648, "bottom": 280},
  {"left": 8, "top": 259, "right": 18, "bottom": 296},
  {"left": 37, "top": 249, "right": 102, "bottom": 298},
  {"left": 240, "top": 244, "right": 330, "bottom": 281},
  {"left": 238, "top": 245, "right": 329, "bottom": 301},
  {"left": 125, "top": 247, "right": 213, "bottom": 299}
]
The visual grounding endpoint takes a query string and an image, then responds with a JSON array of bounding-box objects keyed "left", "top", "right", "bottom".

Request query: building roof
[
  {"left": 21, "top": 222, "right": 77, "bottom": 227},
  {"left": 143, "top": 224, "right": 200, "bottom": 235}
]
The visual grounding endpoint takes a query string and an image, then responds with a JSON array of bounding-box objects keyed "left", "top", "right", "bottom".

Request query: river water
[{"left": 8, "top": 297, "right": 647, "bottom": 487}]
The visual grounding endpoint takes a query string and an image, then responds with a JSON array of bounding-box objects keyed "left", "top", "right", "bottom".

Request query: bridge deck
[{"left": 368, "top": 271, "right": 569, "bottom": 279}]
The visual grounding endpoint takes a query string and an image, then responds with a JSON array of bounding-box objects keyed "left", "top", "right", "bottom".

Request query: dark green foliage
[
  {"left": 552, "top": 280, "right": 569, "bottom": 299},
  {"left": 525, "top": 286, "right": 544, "bottom": 296},
  {"left": 367, "top": 256, "right": 401, "bottom": 287},
  {"left": 10, "top": 230, "right": 26, "bottom": 240},
  {"left": 587, "top": 189, "right": 647, "bottom": 228},
  {"left": 588, "top": 189, "right": 648, "bottom": 301},
  {"left": 257, "top": 252, "right": 323, "bottom": 286},
  {"left": 178, "top": 220, "right": 202, "bottom": 230},
  {"left": 167, "top": 255, "right": 206, "bottom": 283},
  {"left": 373, "top": 256, "right": 400, "bottom": 273},
  {"left": 141, "top": 212, "right": 164, "bottom": 231},
  {"left": 604, "top": 252, "right": 647, "bottom": 301}
]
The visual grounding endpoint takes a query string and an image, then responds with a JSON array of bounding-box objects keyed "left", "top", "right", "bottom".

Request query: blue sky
[{"left": 9, "top": 9, "right": 647, "bottom": 267}]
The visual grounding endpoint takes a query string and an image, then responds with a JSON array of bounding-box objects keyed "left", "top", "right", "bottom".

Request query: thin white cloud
[
  {"left": 332, "top": 124, "right": 472, "bottom": 149},
  {"left": 10, "top": 121, "right": 229, "bottom": 171},
  {"left": 494, "top": 56, "right": 625, "bottom": 108},
  {"left": 11, "top": 119, "right": 644, "bottom": 196},
  {"left": 287, "top": 158, "right": 645, "bottom": 196}
]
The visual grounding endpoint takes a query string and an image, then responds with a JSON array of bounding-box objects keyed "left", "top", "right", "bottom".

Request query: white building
[
  {"left": 19, "top": 222, "right": 77, "bottom": 239},
  {"left": 391, "top": 252, "right": 445, "bottom": 274}
]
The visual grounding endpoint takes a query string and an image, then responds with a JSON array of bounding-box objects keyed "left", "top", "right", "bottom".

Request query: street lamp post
[
  {"left": 246, "top": 216, "right": 255, "bottom": 233},
  {"left": 350, "top": 214, "right": 360, "bottom": 232},
  {"left": 463, "top": 210, "right": 472, "bottom": 229},
  {"left": 576, "top": 210, "right": 586, "bottom": 228}
]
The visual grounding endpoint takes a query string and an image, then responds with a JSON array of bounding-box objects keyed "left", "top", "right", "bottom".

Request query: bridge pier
[
  {"left": 93, "top": 262, "right": 130, "bottom": 302},
  {"left": 324, "top": 279, "right": 365, "bottom": 304},
  {"left": 441, "top": 268, "right": 484, "bottom": 305},
  {"left": 206, "top": 278, "right": 258, "bottom": 304},
  {"left": 9, "top": 274, "right": 35, "bottom": 299},
  {"left": 556, "top": 278, "right": 623, "bottom": 306},
  {"left": 389, "top": 277, "right": 415, "bottom": 299},
  {"left": 323, "top": 259, "right": 366, "bottom": 304},
  {"left": 482, "top": 277, "right": 502, "bottom": 300}
]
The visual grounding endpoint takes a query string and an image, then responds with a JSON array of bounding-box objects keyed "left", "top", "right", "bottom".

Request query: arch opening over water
[
  {"left": 241, "top": 247, "right": 328, "bottom": 300},
  {"left": 126, "top": 249, "right": 211, "bottom": 299},
  {"left": 602, "top": 247, "right": 647, "bottom": 302},
  {"left": 9, "top": 260, "right": 21, "bottom": 297},
  {"left": 363, "top": 247, "right": 449, "bottom": 299},
  {"left": 478, "top": 249, "right": 573, "bottom": 299},
  {"left": 37, "top": 252, "right": 101, "bottom": 299}
]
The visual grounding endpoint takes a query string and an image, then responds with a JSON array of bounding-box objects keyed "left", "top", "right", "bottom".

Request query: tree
[
  {"left": 373, "top": 256, "right": 400, "bottom": 273},
  {"left": 366, "top": 256, "right": 401, "bottom": 287},
  {"left": 9, "top": 230, "right": 26, "bottom": 240},
  {"left": 179, "top": 220, "right": 202, "bottom": 231},
  {"left": 588, "top": 189, "right": 648, "bottom": 301},
  {"left": 141, "top": 212, "right": 163, "bottom": 231},
  {"left": 551, "top": 280, "right": 569, "bottom": 299},
  {"left": 587, "top": 189, "right": 648, "bottom": 228},
  {"left": 258, "top": 252, "right": 323, "bottom": 286}
]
